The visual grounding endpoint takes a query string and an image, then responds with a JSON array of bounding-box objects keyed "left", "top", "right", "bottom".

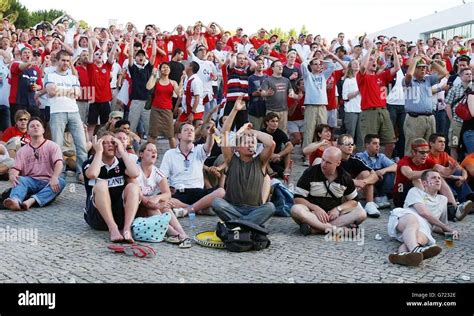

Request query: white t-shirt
[
  {"left": 191, "top": 53, "right": 217, "bottom": 101},
  {"left": 0, "top": 143, "right": 10, "bottom": 163},
  {"left": 138, "top": 165, "right": 166, "bottom": 197},
  {"left": 342, "top": 77, "right": 361, "bottom": 113},
  {"left": 404, "top": 187, "right": 448, "bottom": 227},
  {"left": 386, "top": 69, "right": 405, "bottom": 106},
  {"left": 110, "top": 62, "right": 121, "bottom": 89},
  {"left": 160, "top": 144, "right": 209, "bottom": 189},
  {"left": 0, "top": 58, "right": 10, "bottom": 107},
  {"left": 44, "top": 70, "right": 80, "bottom": 113},
  {"left": 181, "top": 74, "right": 204, "bottom": 114}
]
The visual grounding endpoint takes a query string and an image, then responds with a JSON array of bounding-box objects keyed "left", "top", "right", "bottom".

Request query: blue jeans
[
  {"left": 10, "top": 176, "right": 66, "bottom": 206},
  {"left": 463, "top": 130, "right": 474, "bottom": 153},
  {"left": 212, "top": 198, "right": 275, "bottom": 226},
  {"left": 50, "top": 112, "right": 88, "bottom": 175},
  {"left": 435, "top": 109, "right": 449, "bottom": 141},
  {"left": 447, "top": 170, "right": 473, "bottom": 202},
  {"left": 375, "top": 172, "right": 395, "bottom": 197},
  {"left": 387, "top": 104, "right": 406, "bottom": 158},
  {"left": 0, "top": 105, "right": 10, "bottom": 132}
]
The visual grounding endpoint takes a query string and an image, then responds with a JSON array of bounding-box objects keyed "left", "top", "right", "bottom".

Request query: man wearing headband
[{"left": 392, "top": 138, "right": 471, "bottom": 221}]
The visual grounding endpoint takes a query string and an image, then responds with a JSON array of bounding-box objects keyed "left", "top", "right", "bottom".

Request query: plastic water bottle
[{"left": 188, "top": 211, "right": 196, "bottom": 229}]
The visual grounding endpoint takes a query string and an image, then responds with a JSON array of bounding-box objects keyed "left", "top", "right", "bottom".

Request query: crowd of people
[{"left": 0, "top": 15, "right": 474, "bottom": 264}]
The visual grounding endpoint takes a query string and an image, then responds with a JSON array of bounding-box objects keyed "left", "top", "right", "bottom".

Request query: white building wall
[{"left": 368, "top": 2, "right": 474, "bottom": 42}]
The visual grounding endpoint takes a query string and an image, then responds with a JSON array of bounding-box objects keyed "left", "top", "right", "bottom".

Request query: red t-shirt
[
  {"left": 356, "top": 70, "right": 394, "bottom": 110},
  {"left": 147, "top": 41, "right": 169, "bottom": 67},
  {"left": 326, "top": 69, "right": 344, "bottom": 111},
  {"left": 76, "top": 65, "right": 91, "bottom": 102},
  {"left": 309, "top": 147, "right": 324, "bottom": 166},
  {"left": 204, "top": 32, "right": 222, "bottom": 51},
  {"left": 1, "top": 126, "right": 31, "bottom": 144},
  {"left": 270, "top": 50, "right": 287, "bottom": 64},
  {"left": 227, "top": 35, "right": 242, "bottom": 48},
  {"left": 250, "top": 37, "right": 268, "bottom": 50},
  {"left": 428, "top": 151, "right": 456, "bottom": 167},
  {"left": 393, "top": 156, "right": 436, "bottom": 193},
  {"left": 169, "top": 34, "right": 187, "bottom": 59},
  {"left": 87, "top": 62, "right": 113, "bottom": 103},
  {"left": 288, "top": 95, "right": 304, "bottom": 121},
  {"left": 118, "top": 43, "right": 128, "bottom": 67},
  {"left": 152, "top": 81, "right": 174, "bottom": 110}
]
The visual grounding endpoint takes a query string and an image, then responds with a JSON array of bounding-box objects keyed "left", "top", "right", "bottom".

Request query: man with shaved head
[{"left": 291, "top": 146, "right": 367, "bottom": 235}]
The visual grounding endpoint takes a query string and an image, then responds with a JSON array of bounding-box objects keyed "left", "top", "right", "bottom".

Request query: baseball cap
[
  {"left": 374, "top": 40, "right": 382, "bottom": 44},
  {"left": 136, "top": 49, "right": 146, "bottom": 57},
  {"left": 299, "top": 33, "right": 306, "bottom": 38},
  {"left": 416, "top": 59, "right": 428, "bottom": 68},
  {"left": 109, "top": 111, "right": 124, "bottom": 119}
]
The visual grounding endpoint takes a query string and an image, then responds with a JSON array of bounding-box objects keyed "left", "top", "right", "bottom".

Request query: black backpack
[{"left": 216, "top": 219, "right": 271, "bottom": 252}]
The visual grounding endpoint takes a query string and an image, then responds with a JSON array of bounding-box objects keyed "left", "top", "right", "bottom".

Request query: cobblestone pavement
[{"left": 0, "top": 141, "right": 473, "bottom": 284}]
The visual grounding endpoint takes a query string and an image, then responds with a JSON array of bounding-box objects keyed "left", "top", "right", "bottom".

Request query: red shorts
[{"left": 178, "top": 111, "right": 204, "bottom": 123}]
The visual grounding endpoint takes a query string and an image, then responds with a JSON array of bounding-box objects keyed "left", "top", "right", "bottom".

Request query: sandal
[
  {"left": 178, "top": 238, "right": 192, "bottom": 249},
  {"left": 164, "top": 235, "right": 181, "bottom": 244}
]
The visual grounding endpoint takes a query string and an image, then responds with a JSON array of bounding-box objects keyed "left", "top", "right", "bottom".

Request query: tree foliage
[
  {"left": 269, "top": 25, "right": 309, "bottom": 41},
  {"left": 1, "top": 0, "right": 66, "bottom": 29}
]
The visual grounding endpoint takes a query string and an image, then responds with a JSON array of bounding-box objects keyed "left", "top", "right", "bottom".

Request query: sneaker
[
  {"left": 299, "top": 224, "right": 312, "bottom": 236},
  {"left": 381, "top": 196, "right": 391, "bottom": 208},
  {"left": 365, "top": 202, "right": 381, "bottom": 218},
  {"left": 303, "top": 159, "right": 310, "bottom": 167},
  {"left": 388, "top": 252, "right": 423, "bottom": 266},
  {"left": 455, "top": 200, "right": 473, "bottom": 221},
  {"left": 412, "top": 244, "right": 442, "bottom": 260},
  {"left": 375, "top": 196, "right": 385, "bottom": 208},
  {"left": 172, "top": 208, "right": 186, "bottom": 218}
]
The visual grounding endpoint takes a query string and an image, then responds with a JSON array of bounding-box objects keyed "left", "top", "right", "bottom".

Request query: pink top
[{"left": 12, "top": 140, "right": 63, "bottom": 181}]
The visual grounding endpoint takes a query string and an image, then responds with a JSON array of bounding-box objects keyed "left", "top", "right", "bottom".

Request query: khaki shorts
[
  {"left": 359, "top": 108, "right": 396, "bottom": 145},
  {"left": 149, "top": 108, "right": 174, "bottom": 138},
  {"left": 448, "top": 120, "right": 462, "bottom": 148}
]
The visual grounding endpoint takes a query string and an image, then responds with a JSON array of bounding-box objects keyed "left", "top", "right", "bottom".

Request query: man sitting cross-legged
[
  {"left": 387, "top": 170, "right": 458, "bottom": 266},
  {"left": 3, "top": 117, "right": 66, "bottom": 211},
  {"left": 291, "top": 146, "right": 367, "bottom": 235},
  {"left": 211, "top": 97, "right": 276, "bottom": 225},
  {"left": 82, "top": 132, "right": 141, "bottom": 243}
]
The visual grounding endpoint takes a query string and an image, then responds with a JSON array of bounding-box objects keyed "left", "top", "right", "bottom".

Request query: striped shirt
[{"left": 226, "top": 66, "right": 252, "bottom": 101}]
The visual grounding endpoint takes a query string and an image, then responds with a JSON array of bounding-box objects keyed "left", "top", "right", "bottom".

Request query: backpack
[
  {"left": 270, "top": 180, "right": 294, "bottom": 217},
  {"left": 216, "top": 219, "right": 270, "bottom": 252}
]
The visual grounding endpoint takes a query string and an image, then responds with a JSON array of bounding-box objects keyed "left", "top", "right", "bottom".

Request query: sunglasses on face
[
  {"left": 342, "top": 143, "right": 354, "bottom": 146},
  {"left": 417, "top": 151, "right": 429, "bottom": 155},
  {"left": 18, "top": 118, "right": 29, "bottom": 121}
]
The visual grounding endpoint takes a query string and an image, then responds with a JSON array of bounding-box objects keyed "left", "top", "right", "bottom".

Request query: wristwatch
[{"left": 336, "top": 206, "right": 343, "bottom": 212}]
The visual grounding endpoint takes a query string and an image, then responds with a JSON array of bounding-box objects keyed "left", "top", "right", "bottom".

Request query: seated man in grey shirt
[{"left": 212, "top": 97, "right": 276, "bottom": 225}]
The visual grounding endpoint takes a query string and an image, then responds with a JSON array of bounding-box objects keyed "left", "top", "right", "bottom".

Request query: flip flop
[
  {"left": 164, "top": 235, "right": 181, "bottom": 244},
  {"left": 107, "top": 244, "right": 156, "bottom": 258}
]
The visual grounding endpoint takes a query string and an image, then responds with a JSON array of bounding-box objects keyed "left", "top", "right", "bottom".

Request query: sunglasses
[
  {"left": 184, "top": 159, "right": 190, "bottom": 169},
  {"left": 417, "top": 151, "right": 429, "bottom": 155},
  {"left": 342, "top": 143, "right": 354, "bottom": 147},
  {"left": 18, "top": 118, "right": 29, "bottom": 121},
  {"left": 34, "top": 148, "right": 40, "bottom": 160}
]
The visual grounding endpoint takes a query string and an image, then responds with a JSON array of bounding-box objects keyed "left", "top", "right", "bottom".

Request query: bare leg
[
  {"left": 122, "top": 183, "right": 141, "bottom": 243},
  {"left": 162, "top": 208, "right": 188, "bottom": 239},
  {"left": 395, "top": 214, "right": 420, "bottom": 252},
  {"left": 92, "top": 180, "right": 124, "bottom": 242},
  {"left": 330, "top": 205, "right": 367, "bottom": 227},
  {"left": 357, "top": 171, "right": 374, "bottom": 202},
  {"left": 87, "top": 124, "right": 97, "bottom": 141},
  {"left": 191, "top": 188, "right": 226, "bottom": 215},
  {"left": 290, "top": 204, "right": 333, "bottom": 234},
  {"left": 262, "top": 175, "right": 271, "bottom": 203}
]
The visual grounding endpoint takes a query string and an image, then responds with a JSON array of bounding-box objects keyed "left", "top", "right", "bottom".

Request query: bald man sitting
[{"left": 291, "top": 147, "right": 367, "bottom": 235}]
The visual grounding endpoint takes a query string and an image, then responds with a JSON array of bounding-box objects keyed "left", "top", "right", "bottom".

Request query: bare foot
[
  {"left": 110, "top": 229, "right": 124, "bottom": 243},
  {"left": 122, "top": 230, "right": 134, "bottom": 243},
  {"left": 20, "top": 198, "right": 36, "bottom": 210},
  {"left": 3, "top": 198, "right": 21, "bottom": 211}
]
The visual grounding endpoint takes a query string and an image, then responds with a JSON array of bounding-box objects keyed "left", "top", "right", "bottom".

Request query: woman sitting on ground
[
  {"left": 302, "top": 124, "right": 337, "bottom": 166},
  {"left": 136, "top": 142, "right": 192, "bottom": 248}
]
